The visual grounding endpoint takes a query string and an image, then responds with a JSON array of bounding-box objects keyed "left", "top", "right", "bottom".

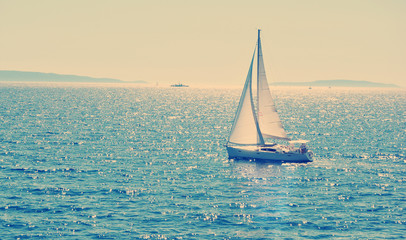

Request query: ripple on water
[{"left": 0, "top": 85, "right": 405, "bottom": 239}]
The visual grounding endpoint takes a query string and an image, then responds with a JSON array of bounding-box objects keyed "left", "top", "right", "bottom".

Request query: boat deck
[{"left": 227, "top": 144, "right": 313, "bottom": 163}]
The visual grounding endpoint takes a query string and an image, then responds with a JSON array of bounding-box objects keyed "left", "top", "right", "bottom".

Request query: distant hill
[
  {"left": 0, "top": 70, "right": 147, "bottom": 83},
  {"left": 272, "top": 79, "right": 399, "bottom": 88}
]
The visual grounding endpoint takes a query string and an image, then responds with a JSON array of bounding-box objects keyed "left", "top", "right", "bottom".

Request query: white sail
[
  {"left": 228, "top": 50, "right": 264, "bottom": 145},
  {"left": 256, "top": 31, "right": 290, "bottom": 141}
]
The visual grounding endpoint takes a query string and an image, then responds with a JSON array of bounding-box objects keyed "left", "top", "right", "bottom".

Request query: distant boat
[
  {"left": 226, "top": 30, "right": 313, "bottom": 163},
  {"left": 171, "top": 83, "right": 189, "bottom": 87}
]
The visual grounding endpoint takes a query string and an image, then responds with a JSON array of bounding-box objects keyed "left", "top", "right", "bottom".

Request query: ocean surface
[{"left": 0, "top": 83, "right": 405, "bottom": 239}]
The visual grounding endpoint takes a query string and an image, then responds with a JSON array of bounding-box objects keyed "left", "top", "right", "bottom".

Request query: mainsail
[
  {"left": 256, "top": 30, "right": 290, "bottom": 141},
  {"left": 228, "top": 50, "right": 264, "bottom": 145}
]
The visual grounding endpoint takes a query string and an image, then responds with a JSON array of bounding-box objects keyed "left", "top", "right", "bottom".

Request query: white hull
[{"left": 227, "top": 145, "right": 313, "bottom": 163}]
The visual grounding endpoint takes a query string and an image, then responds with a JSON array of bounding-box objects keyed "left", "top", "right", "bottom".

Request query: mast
[
  {"left": 257, "top": 29, "right": 261, "bottom": 122},
  {"left": 250, "top": 45, "right": 265, "bottom": 146},
  {"left": 256, "top": 29, "right": 262, "bottom": 145}
]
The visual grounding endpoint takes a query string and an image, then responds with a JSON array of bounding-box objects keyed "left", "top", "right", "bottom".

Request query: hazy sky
[{"left": 1, "top": 0, "right": 405, "bottom": 87}]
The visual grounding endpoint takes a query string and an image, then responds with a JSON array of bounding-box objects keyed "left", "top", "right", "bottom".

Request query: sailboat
[{"left": 226, "top": 30, "right": 313, "bottom": 163}]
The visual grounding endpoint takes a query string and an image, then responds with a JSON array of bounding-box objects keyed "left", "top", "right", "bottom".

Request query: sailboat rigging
[{"left": 226, "top": 30, "right": 313, "bottom": 163}]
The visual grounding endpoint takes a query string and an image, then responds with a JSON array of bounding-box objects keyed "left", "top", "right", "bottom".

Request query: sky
[{"left": 1, "top": 0, "right": 405, "bottom": 87}]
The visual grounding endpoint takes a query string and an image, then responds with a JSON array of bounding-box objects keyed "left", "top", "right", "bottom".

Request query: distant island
[
  {"left": 271, "top": 79, "right": 399, "bottom": 88},
  {"left": 0, "top": 70, "right": 147, "bottom": 84}
]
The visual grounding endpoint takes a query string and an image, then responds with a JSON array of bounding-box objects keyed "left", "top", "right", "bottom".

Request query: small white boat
[
  {"left": 226, "top": 30, "right": 313, "bottom": 163},
  {"left": 171, "top": 83, "right": 189, "bottom": 87}
]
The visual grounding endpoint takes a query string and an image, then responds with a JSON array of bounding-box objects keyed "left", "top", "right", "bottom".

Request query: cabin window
[{"left": 261, "top": 148, "right": 276, "bottom": 152}]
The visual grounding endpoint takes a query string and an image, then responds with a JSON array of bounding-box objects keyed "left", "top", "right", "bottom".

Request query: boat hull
[{"left": 227, "top": 146, "right": 313, "bottom": 163}]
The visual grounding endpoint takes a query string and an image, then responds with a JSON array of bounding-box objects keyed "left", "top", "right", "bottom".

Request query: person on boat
[{"left": 300, "top": 143, "right": 307, "bottom": 153}]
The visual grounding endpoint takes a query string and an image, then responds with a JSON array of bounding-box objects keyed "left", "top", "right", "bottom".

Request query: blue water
[{"left": 0, "top": 83, "right": 405, "bottom": 239}]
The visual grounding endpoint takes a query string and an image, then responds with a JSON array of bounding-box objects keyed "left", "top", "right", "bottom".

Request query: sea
[{"left": 0, "top": 83, "right": 405, "bottom": 239}]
